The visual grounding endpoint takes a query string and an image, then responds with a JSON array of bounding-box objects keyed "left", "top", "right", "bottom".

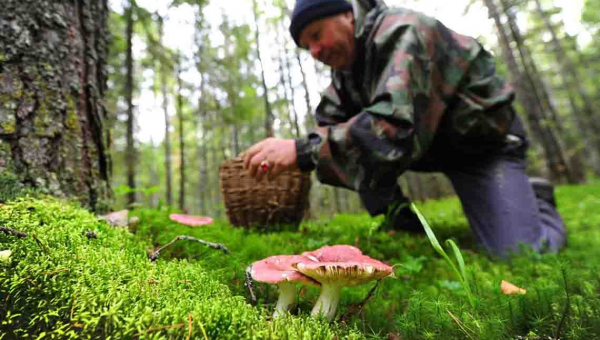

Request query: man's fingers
[
  {"left": 248, "top": 151, "right": 268, "bottom": 178},
  {"left": 267, "top": 163, "right": 281, "bottom": 181},
  {"left": 243, "top": 142, "right": 264, "bottom": 169},
  {"left": 254, "top": 161, "right": 268, "bottom": 182}
]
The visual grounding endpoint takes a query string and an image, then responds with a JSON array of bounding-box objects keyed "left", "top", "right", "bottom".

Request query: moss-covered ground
[{"left": 1, "top": 181, "right": 599, "bottom": 339}]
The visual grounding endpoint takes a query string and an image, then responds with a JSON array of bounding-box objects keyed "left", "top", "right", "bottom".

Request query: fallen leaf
[
  {"left": 388, "top": 333, "right": 403, "bottom": 340},
  {"left": 501, "top": 280, "right": 526, "bottom": 295}
]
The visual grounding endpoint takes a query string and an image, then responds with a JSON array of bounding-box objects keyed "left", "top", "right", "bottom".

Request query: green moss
[
  {"left": 0, "top": 72, "right": 23, "bottom": 135},
  {"left": 0, "top": 171, "right": 35, "bottom": 203},
  {"left": 0, "top": 113, "right": 16, "bottom": 134},
  {"left": 132, "top": 182, "right": 600, "bottom": 340},
  {"left": 0, "top": 69, "right": 25, "bottom": 101},
  {"left": 42, "top": 63, "right": 53, "bottom": 72},
  {"left": 0, "top": 197, "right": 365, "bottom": 339},
  {"left": 65, "top": 94, "right": 79, "bottom": 130},
  {"left": 3, "top": 182, "right": 600, "bottom": 339}
]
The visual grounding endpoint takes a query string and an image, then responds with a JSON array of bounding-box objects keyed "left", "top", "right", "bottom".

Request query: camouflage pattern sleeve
[{"left": 296, "top": 8, "right": 514, "bottom": 193}]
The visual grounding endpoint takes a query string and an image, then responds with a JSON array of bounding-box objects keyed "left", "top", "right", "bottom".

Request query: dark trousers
[
  {"left": 360, "top": 116, "right": 567, "bottom": 257},
  {"left": 443, "top": 152, "right": 566, "bottom": 256}
]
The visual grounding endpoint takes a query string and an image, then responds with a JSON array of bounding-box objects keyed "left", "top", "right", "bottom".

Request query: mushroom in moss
[
  {"left": 296, "top": 245, "right": 393, "bottom": 321},
  {"left": 169, "top": 214, "right": 214, "bottom": 227},
  {"left": 0, "top": 250, "right": 12, "bottom": 263},
  {"left": 249, "top": 254, "right": 320, "bottom": 317}
]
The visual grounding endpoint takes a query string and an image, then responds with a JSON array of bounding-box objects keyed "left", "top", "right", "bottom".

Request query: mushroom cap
[
  {"left": 250, "top": 255, "right": 320, "bottom": 286},
  {"left": 296, "top": 245, "right": 393, "bottom": 286},
  {"left": 169, "top": 214, "right": 214, "bottom": 227},
  {"left": 301, "top": 245, "right": 363, "bottom": 262}
]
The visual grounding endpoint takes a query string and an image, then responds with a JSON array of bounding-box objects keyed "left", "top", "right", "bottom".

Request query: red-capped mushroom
[
  {"left": 301, "top": 244, "right": 364, "bottom": 262},
  {"left": 169, "top": 214, "right": 214, "bottom": 227},
  {"left": 296, "top": 245, "right": 393, "bottom": 321},
  {"left": 250, "top": 254, "right": 319, "bottom": 317}
]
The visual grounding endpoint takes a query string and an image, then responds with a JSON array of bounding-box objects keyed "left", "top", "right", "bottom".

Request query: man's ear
[
  {"left": 342, "top": 10, "right": 355, "bottom": 26},
  {"left": 343, "top": 10, "right": 354, "bottom": 21}
]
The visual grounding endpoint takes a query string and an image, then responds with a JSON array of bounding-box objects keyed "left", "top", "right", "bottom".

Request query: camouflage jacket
[{"left": 295, "top": 2, "right": 515, "bottom": 193}]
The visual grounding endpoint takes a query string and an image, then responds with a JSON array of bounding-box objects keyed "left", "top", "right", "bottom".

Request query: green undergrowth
[
  {"left": 0, "top": 198, "right": 364, "bottom": 339},
  {"left": 1, "top": 182, "right": 599, "bottom": 339},
  {"left": 131, "top": 182, "right": 600, "bottom": 340}
]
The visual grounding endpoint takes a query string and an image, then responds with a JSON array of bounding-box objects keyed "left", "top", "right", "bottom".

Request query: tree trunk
[
  {"left": 197, "top": 113, "right": 209, "bottom": 214},
  {"left": 176, "top": 59, "right": 186, "bottom": 212},
  {"left": 296, "top": 52, "right": 316, "bottom": 133},
  {"left": 125, "top": 1, "right": 136, "bottom": 206},
  {"left": 158, "top": 15, "right": 173, "bottom": 206},
  {"left": 534, "top": 0, "right": 600, "bottom": 175},
  {"left": 0, "top": 0, "right": 111, "bottom": 211},
  {"left": 494, "top": 0, "right": 576, "bottom": 183},
  {"left": 484, "top": 0, "right": 546, "bottom": 152},
  {"left": 280, "top": 22, "right": 301, "bottom": 138},
  {"left": 251, "top": 0, "right": 274, "bottom": 138},
  {"left": 274, "top": 26, "right": 294, "bottom": 137},
  {"left": 149, "top": 138, "right": 159, "bottom": 208},
  {"left": 231, "top": 123, "right": 240, "bottom": 158},
  {"left": 197, "top": 70, "right": 209, "bottom": 214},
  {"left": 210, "top": 108, "right": 221, "bottom": 215}
]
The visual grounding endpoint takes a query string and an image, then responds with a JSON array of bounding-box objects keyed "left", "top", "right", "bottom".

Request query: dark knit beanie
[{"left": 289, "top": 0, "right": 353, "bottom": 47}]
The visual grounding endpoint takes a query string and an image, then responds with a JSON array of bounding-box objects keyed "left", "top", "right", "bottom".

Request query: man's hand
[{"left": 242, "top": 138, "right": 298, "bottom": 182}]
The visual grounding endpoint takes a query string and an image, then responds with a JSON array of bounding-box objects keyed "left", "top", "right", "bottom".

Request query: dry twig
[
  {"left": 187, "top": 314, "right": 193, "bottom": 340},
  {"left": 0, "top": 227, "right": 28, "bottom": 238},
  {"left": 148, "top": 235, "right": 229, "bottom": 262},
  {"left": 339, "top": 280, "right": 381, "bottom": 323},
  {"left": 133, "top": 323, "right": 185, "bottom": 337},
  {"left": 245, "top": 265, "right": 257, "bottom": 303}
]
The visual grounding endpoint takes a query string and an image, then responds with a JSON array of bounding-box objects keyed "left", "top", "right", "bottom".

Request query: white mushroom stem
[
  {"left": 273, "top": 282, "right": 296, "bottom": 318},
  {"left": 311, "top": 283, "right": 342, "bottom": 321}
]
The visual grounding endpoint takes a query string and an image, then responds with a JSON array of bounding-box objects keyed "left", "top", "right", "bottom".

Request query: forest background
[
  {"left": 105, "top": 0, "right": 600, "bottom": 219},
  {"left": 1, "top": 1, "right": 599, "bottom": 338},
  {"left": 1, "top": 0, "right": 598, "bottom": 217}
]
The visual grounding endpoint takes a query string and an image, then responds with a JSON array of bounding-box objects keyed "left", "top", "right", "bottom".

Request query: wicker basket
[{"left": 219, "top": 158, "right": 311, "bottom": 228}]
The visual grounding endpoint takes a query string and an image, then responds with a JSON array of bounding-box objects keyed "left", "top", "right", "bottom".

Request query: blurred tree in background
[{"left": 98, "top": 0, "right": 600, "bottom": 217}]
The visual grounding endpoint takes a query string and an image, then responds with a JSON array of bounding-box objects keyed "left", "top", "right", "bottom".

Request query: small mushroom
[
  {"left": 0, "top": 250, "right": 12, "bottom": 263},
  {"left": 99, "top": 210, "right": 129, "bottom": 227},
  {"left": 169, "top": 214, "right": 214, "bottom": 227},
  {"left": 250, "top": 255, "right": 320, "bottom": 317},
  {"left": 296, "top": 245, "right": 393, "bottom": 321}
]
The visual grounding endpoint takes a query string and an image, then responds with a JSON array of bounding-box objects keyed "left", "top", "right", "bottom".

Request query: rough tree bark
[{"left": 0, "top": 0, "right": 112, "bottom": 212}]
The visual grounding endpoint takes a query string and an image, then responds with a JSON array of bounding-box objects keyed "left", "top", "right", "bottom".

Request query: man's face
[{"left": 298, "top": 11, "right": 355, "bottom": 70}]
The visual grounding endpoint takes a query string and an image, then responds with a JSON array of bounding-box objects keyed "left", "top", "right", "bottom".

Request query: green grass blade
[
  {"left": 411, "top": 203, "right": 475, "bottom": 307},
  {"left": 446, "top": 239, "right": 467, "bottom": 283}
]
